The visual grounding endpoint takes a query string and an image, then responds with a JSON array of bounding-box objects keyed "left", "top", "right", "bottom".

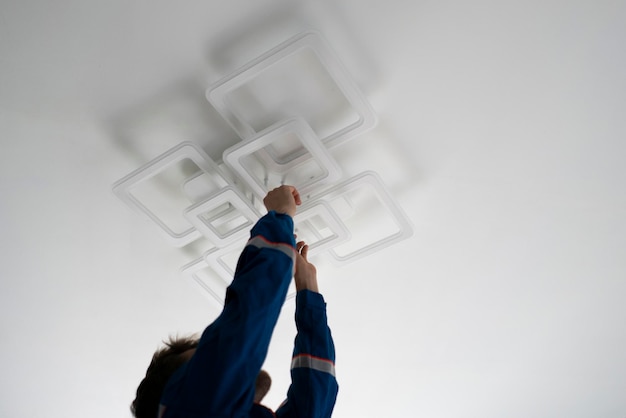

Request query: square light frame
[
  {"left": 180, "top": 254, "right": 226, "bottom": 308},
  {"left": 206, "top": 31, "right": 377, "bottom": 149},
  {"left": 293, "top": 200, "right": 351, "bottom": 257},
  {"left": 183, "top": 186, "right": 261, "bottom": 247},
  {"left": 112, "top": 141, "right": 228, "bottom": 247},
  {"left": 304, "top": 171, "right": 414, "bottom": 264},
  {"left": 222, "top": 118, "right": 342, "bottom": 200}
]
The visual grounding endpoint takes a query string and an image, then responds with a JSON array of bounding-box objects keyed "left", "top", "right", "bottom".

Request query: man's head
[
  {"left": 131, "top": 337, "right": 273, "bottom": 417},
  {"left": 131, "top": 336, "right": 199, "bottom": 418}
]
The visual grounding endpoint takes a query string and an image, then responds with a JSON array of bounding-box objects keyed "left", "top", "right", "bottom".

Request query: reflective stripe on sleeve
[
  {"left": 291, "top": 354, "right": 336, "bottom": 377},
  {"left": 246, "top": 236, "right": 296, "bottom": 275}
]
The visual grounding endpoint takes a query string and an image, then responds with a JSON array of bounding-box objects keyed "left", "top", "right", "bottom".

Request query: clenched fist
[{"left": 263, "top": 185, "right": 302, "bottom": 218}]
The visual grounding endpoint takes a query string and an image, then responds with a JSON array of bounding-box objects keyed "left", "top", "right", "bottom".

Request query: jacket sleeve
[
  {"left": 161, "top": 211, "right": 296, "bottom": 417},
  {"left": 276, "top": 290, "right": 339, "bottom": 418}
]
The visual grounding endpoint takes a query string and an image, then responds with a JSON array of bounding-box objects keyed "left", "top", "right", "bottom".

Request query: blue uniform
[{"left": 159, "top": 211, "right": 338, "bottom": 418}]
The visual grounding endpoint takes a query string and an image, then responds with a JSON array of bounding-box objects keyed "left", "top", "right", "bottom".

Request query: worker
[{"left": 131, "top": 185, "right": 338, "bottom": 418}]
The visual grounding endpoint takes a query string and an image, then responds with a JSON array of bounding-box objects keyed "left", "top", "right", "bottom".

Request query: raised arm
[
  {"left": 276, "top": 243, "right": 339, "bottom": 418},
  {"left": 160, "top": 186, "right": 301, "bottom": 417},
  {"left": 225, "top": 185, "right": 301, "bottom": 311}
]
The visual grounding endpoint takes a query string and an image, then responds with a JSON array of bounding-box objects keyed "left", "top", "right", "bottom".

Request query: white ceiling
[{"left": 1, "top": 1, "right": 625, "bottom": 417}]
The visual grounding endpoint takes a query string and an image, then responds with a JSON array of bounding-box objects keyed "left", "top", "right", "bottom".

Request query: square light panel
[
  {"left": 293, "top": 200, "right": 350, "bottom": 257},
  {"left": 183, "top": 186, "right": 261, "bottom": 247},
  {"left": 222, "top": 118, "right": 341, "bottom": 200},
  {"left": 304, "top": 171, "right": 414, "bottom": 264},
  {"left": 112, "top": 142, "right": 229, "bottom": 247},
  {"left": 207, "top": 31, "right": 377, "bottom": 149}
]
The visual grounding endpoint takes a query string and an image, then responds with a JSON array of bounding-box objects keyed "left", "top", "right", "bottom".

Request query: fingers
[
  {"left": 291, "top": 187, "right": 302, "bottom": 206},
  {"left": 264, "top": 185, "right": 301, "bottom": 217},
  {"left": 296, "top": 241, "right": 309, "bottom": 260},
  {"left": 301, "top": 243, "right": 309, "bottom": 260}
]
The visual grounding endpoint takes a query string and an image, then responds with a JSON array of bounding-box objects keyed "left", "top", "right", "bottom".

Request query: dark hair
[{"left": 131, "top": 336, "right": 199, "bottom": 418}]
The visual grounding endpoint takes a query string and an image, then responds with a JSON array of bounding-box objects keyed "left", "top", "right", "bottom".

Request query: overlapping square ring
[
  {"left": 206, "top": 31, "right": 377, "bottom": 149},
  {"left": 112, "top": 142, "right": 229, "bottom": 247},
  {"left": 222, "top": 118, "right": 342, "bottom": 201}
]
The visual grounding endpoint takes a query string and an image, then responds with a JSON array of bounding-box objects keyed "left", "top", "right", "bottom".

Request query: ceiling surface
[{"left": 1, "top": 1, "right": 625, "bottom": 417}]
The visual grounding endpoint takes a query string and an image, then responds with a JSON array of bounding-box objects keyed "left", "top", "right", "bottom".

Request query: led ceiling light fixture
[{"left": 113, "top": 31, "right": 413, "bottom": 307}]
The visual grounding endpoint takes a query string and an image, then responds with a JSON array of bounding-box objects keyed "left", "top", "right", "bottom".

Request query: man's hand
[
  {"left": 263, "top": 185, "right": 301, "bottom": 218},
  {"left": 294, "top": 241, "right": 319, "bottom": 293}
]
